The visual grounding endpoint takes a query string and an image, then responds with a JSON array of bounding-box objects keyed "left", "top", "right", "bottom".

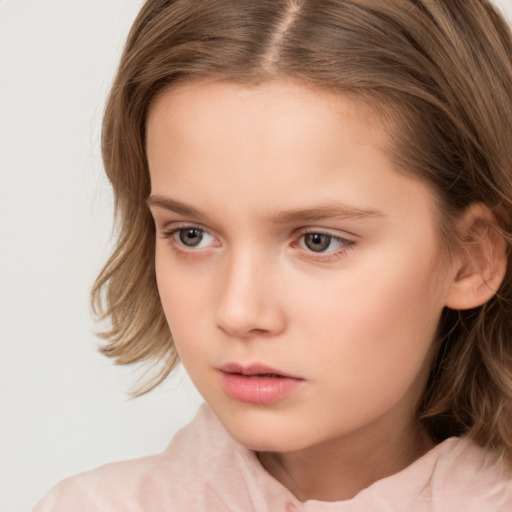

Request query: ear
[{"left": 444, "top": 204, "right": 507, "bottom": 310}]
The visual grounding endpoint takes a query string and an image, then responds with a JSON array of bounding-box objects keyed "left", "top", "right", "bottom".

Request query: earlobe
[{"left": 444, "top": 204, "right": 507, "bottom": 311}]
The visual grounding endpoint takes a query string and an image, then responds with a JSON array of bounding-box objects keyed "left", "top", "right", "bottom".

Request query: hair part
[{"left": 93, "top": 0, "right": 512, "bottom": 461}]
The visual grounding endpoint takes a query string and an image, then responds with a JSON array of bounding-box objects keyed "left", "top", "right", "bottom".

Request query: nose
[{"left": 214, "top": 249, "right": 286, "bottom": 339}]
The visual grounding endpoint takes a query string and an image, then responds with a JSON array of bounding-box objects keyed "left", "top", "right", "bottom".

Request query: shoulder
[
  {"left": 428, "top": 437, "right": 512, "bottom": 511},
  {"left": 401, "top": 437, "right": 512, "bottom": 511},
  {"left": 353, "top": 437, "right": 512, "bottom": 512},
  {"left": 32, "top": 405, "right": 245, "bottom": 512}
]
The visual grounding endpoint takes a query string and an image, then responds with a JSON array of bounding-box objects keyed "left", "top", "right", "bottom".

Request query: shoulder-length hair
[{"left": 93, "top": 0, "right": 512, "bottom": 461}]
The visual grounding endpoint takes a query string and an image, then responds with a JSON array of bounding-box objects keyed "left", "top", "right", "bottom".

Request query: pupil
[
  {"left": 179, "top": 229, "right": 203, "bottom": 247},
  {"left": 305, "top": 233, "right": 330, "bottom": 252}
]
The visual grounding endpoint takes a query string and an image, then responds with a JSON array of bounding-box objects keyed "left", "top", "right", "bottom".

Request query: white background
[
  {"left": 0, "top": 2, "right": 203, "bottom": 511},
  {"left": 1, "top": 1, "right": 511, "bottom": 511}
]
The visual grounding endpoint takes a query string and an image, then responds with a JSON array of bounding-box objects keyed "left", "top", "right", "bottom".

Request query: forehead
[
  {"left": 145, "top": 79, "right": 436, "bottom": 228},
  {"left": 146, "top": 78, "right": 390, "bottom": 181},
  {"left": 147, "top": 78, "right": 387, "bottom": 143}
]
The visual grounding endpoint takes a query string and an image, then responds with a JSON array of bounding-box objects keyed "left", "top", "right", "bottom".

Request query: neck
[{"left": 257, "top": 418, "right": 434, "bottom": 502}]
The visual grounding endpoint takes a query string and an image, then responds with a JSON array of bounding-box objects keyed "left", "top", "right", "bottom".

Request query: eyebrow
[
  {"left": 147, "top": 195, "right": 203, "bottom": 217},
  {"left": 272, "top": 204, "right": 384, "bottom": 223},
  {"left": 147, "top": 195, "right": 384, "bottom": 223}
]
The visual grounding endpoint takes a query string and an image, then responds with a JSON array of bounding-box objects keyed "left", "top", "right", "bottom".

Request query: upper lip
[{"left": 217, "top": 362, "right": 303, "bottom": 379}]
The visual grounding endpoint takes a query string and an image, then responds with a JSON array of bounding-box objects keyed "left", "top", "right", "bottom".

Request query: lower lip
[{"left": 220, "top": 372, "right": 304, "bottom": 404}]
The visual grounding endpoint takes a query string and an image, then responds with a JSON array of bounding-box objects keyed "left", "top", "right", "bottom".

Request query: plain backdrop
[
  {"left": 1, "top": 1, "right": 511, "bottom": 511},
  {"left": 0, "top": 2, "right": 204, "bottom": 511}
]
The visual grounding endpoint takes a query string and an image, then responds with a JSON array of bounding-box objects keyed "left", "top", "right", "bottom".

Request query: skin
[{"left": 146, "top": 79, "right": 459, "bottom": 502}]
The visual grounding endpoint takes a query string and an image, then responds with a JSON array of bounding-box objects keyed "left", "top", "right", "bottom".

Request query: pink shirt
[{"left": 33, "top": 404, "right": 512, "bottom": 511}]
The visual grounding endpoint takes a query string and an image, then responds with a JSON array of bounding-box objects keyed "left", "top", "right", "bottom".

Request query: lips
[{"left": 217, "top": 363, "right": 305, "bottom": 404}]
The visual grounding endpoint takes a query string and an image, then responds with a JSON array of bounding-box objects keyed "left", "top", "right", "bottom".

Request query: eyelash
[
  {"left": 293, "top": 230, "right": 354, "bottom": 261},
  {"left": 161, "top": 225, "right": 217, "bottom": 257},
  {"left": 160, "top": 225, "right": 354, "bottom": 260}
]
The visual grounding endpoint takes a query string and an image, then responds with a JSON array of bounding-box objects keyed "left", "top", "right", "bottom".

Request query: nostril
[{"left": 247, "top": 328, "right": 270, "bottom": 336}]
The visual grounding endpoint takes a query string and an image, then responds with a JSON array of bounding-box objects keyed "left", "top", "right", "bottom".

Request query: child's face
[{"left": 147, "top": 79, "right": 455, "bottom": 453}]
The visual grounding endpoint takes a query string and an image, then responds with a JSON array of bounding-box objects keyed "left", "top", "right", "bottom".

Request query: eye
[
  {"left": 172, "top": 227, "right": 215, "bottom": 249},
  {"left": 299, "top": 232, "right": 350, "bottom": 253}
]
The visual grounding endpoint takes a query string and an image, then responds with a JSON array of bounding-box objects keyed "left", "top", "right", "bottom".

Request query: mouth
[
  {"left": 218, "top": 362, "right": 301, "bottom": 378},
  {"left": 217, "top": 363, "right": 305, "bottom": 404}
]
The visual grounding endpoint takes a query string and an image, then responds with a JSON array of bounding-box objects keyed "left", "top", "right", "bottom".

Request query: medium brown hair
[{"left": 93, "top": 0, "right": 512, "bottom": 460}]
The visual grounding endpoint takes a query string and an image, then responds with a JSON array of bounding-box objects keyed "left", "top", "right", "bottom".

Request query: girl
[{"left": 35, "top": 0, "right": 512, "bottom": 510}]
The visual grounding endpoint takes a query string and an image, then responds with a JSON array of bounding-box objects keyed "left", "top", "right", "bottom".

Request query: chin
[
  {"left": 216, "top": 406, "right": 313, "bottom": 453},
  {"left": 231, "top": 428, "right": 303, "bottom": 453}
]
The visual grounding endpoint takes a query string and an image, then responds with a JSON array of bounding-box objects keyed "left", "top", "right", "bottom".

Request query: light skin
[{"left": 145, "top": 79, "right": 495, "bottom": 501}]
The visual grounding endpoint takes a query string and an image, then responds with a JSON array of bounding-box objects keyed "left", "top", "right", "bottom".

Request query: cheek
[
  {"left": 155, "top": 253, "right": 191, "bottom": 332},
  {"left": 154, "top": 251, "right": 215, "bottom": 354},
  {"left": 293, "top": 254, "right": 444, "bottom": 397},
  {"left": 155, "top": 272, "right": 178, "bottom": 322},
  {"left": 297, "top": 253, "right": 442, "bottom": 339}
]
